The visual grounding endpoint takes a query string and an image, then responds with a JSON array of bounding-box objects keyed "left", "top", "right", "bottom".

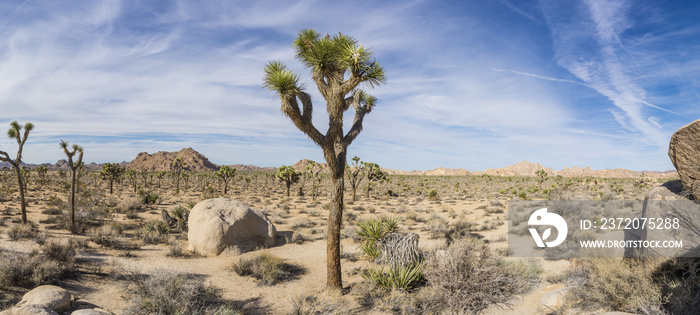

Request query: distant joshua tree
[
  {"left": 363, "top": 161, "right": 387, "bottom": 198},
  {"left": 156, "top": 171, "right": 166, "bottom": 188},
  {"left": 35, "top": 165, "right": 48, "bottom": 186},
  {"left": 306, "top": 161, "right": 322, "bottom": 201},
  {"left": 345, "top": 156, "right": 364, "bottom": 202},
  {"left": 263, "top": 29, "right": 385, "bottom": 289},
  {"left": 60, "top": 140, "right": 84, "bottom": 233},
  {"left": 170, "top": 156, "right": 186, "bottom": 194},
  {"left": 100, "top": 162, "right": 124, "bottom": 194},
  {"left": 217, "top": 165, "right": 236, "bottom": 194},
  {"left": 139, "top": 168, "right": 149, "bottom": 188},
  {"left": 276, "top": 165, "right": 300, "bottom": 197},
  {"left": 0, "top": 121, "right": 34, "bottom": 224}
]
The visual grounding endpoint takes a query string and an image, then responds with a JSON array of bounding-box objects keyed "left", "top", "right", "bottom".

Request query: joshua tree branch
[
  {"left": 281, "top": 94, "right": 325, "bottom": 146},
  {"left": 340, "top": 74, "right": 361, "bottom": 95},
  {"left": 0, "top": 150, "right": 12, "bottom": 164},
  {"left": 344, "top": 93, "right": 369, "bottom": 146}
]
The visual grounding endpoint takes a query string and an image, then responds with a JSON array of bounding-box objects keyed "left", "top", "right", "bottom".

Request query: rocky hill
[{"left": 128, "top": 147, "right": 219, "bottom": 172}]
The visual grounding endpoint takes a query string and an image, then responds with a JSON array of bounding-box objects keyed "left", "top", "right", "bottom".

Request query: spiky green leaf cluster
[
  {"left": 292, "top": 29, "right": 385, "bottom": 87},
  {"left": 263, "top": 61, "right": 303, "bottom": 96}
]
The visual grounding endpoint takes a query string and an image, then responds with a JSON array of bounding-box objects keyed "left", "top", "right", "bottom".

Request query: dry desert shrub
[
  {"left": 288, "top": 291, "right": 348, "bottom": 315},
  {"left": 0, "top": 239, "right": 78, "bottom": 288},
  {"left": 562, "top": 258, "right": 666, "bottom": 314},
  {"left": 6, "top": 222, "right": 37, "bottom": 241},
  {"left": 122, "top": 268, "right": 242, "bottom": 315},
  {"left": 423, "top": 238, "right": 540, "bottom": 314},
  {"left": 232, "top": 252, "right": 304, "bottom": 285},
  {"left": 653, "top": 257, "right": 700, "bottom": 314},
  {"left": 91, "top": 222, "right": 135, "bottom": 250}
]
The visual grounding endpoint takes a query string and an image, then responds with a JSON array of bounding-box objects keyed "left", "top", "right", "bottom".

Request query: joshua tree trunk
[
  {"left": 325, "top": 148, "right": 346, "bottom": 288},
  {"left": 13, "top": 165, "right": 27, "bottom": 224},
  {"left": 70, "top": 169, "right": 77, "bottom": 231}
]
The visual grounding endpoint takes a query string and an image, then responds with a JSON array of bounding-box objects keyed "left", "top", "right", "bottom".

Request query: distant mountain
[
  {"left": 1, "top": 151, "right": 677, "bottom": 179},
  {"left": 128, "top": 147, "right": 218, "bottom": 172},
  {"left": 226, "top": 164, "right": 277, "bottom": 172}
]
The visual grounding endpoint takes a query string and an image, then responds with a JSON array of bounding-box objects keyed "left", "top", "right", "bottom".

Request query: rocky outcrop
[
  {"left": 669, "top": 119, "right": 700, "bottom": 198},
  {"left": 128, "top": 147, "right": 219, "bottom": 172},
  {"left": 625, "top": 180, "right": 700, "bottom": 257},
  {"left": 188, "top": 198, "right": 277, "bottom": 256}
]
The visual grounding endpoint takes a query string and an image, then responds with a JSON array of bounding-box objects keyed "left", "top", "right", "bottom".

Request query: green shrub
[{"left": 232, "top": 253, "right": 304, "bottom": 285}]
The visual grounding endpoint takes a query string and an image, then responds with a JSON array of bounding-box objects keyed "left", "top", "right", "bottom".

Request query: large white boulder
[
  {"left": 188, "top": 198, "right": 277, "bottom": 256},
  {"left": 3, "top": 285, "right": 71, "bottom": 315}
]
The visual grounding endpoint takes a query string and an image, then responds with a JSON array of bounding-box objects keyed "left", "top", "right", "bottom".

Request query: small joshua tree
[
  {"left": 536, "top": 169, "right": 548, "bottom": 183},
  {"left": 60, "top": 140, "right": 84, "bottom": 233},
  {"left": 276, "top": 165, "right": 300, "bottom": 197},
  {"left": 0, "top": 121, "right": 34, "bottom": 224},
  {"left": 363, "top": 161, "right": 387, "bottom": 198},
  {"left": 100, "top": 162, "right": 124, "bottom": 194},
  {"left": 264, "top": 30, "right": 385, "bottom": 288},
  {"left": 156, "top": 171, "right": 166, "bottom": 188},
  {"left": 125, "top": 168, "right": 138, "bottom": 192},
  {"left": 170, "top": 156, "right": 186, "bottom": 194},
  {"left": 306, "top": 161, "right": 322, "bottom": 201},
  {"left": 217, "top": 165, "right": 236, "bottom": 194},
  {"left": 35, "top": 165, "right": 48, "bottom": 186},
  {"left": 139, "top": 168, "right": 149, "bottom": 188},
  {"left": 345, "top": 156, "right": 364, "bottom": 202}
]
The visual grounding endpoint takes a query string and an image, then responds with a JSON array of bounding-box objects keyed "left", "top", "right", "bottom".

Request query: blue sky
[{"left": 0, "top": 0, "right": 698, "bottom": 171}]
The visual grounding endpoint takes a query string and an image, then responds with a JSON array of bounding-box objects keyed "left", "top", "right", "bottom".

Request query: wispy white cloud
[{"left": 0, "top": 0, "right": 696, "bottom": 172}]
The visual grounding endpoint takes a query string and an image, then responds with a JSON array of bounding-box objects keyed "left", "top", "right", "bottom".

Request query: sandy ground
[{"left": 0, "top": 172, "right": 657, "bottom": 314}]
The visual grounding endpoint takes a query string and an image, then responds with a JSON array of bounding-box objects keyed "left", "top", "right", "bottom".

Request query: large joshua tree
[
  {"left": 0, "top": 121, "right": 34, "bottom": 224},
  {"left": 60, "top": 140, "right": 84, "bottom": 233},
  {"left": 263, "top": 29, "right": 385, "bottom": 289}
]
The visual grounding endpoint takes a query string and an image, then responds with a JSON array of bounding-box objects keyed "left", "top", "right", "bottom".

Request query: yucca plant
[
  {"left": 361, "top": 263, "right": 425, "bottom": 291},
  {"left": 170, "top": 205, "right": 189, "bottom": 231},
  {"left": 382, "top": 215, "right": 401, "bottom": 233},
  {"left": 428, "top": 189, "right": 438, "bottom": 201},
  {"left": 356, "top": 218, "right": 388, "bottom": 259}
]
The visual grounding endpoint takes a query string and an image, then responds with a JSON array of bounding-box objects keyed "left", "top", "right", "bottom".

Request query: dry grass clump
[
  {"left": 6, "top": 223, "right": 37, "bottom": 241},
  {"left": 232, "top": 253, "right": 304, "bottom": 285},
  {"left": 288, "top": 291, "right": 348, "bottom": 315},
  {"left": 92, "top": 222, "right": 138, "bottom": 250},
  {"left": 562, "top": 258, "right": 666, "bottom": 314},
  {"left": 0, "top": 239, "right": 78, "bottom": 288},
  {"left": 423, "top": 238, "right": 540, "bottom": 314},
  {"left": 122, "top": 268, "right": 242, "bottom": 315}
]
